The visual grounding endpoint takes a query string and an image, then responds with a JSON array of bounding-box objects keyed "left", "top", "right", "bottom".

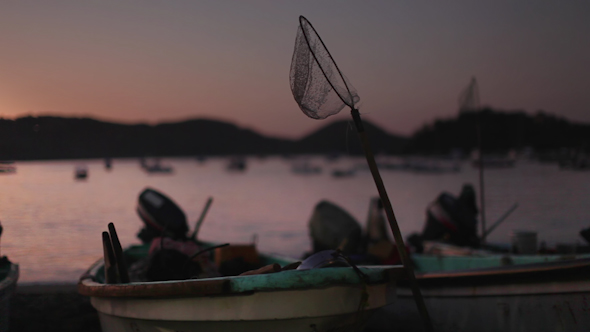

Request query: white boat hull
[
  {"left": 97, "top": 309, "right": 380, "bottom": 332},
  {"left": 391, "top": 257, "right": 590, "bottom": 332},
  {"left": 92, "top": 283, "right": 394, "bottom": 332},
  {"left": 393, "top": 289, "right": 590, "bottom": 332},
  {"left": 80, "top": 250, "right": 403, "bottom": 332}
]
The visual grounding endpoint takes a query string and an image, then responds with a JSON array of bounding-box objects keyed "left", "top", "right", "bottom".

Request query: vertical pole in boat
[
  {"left": 478, "top": 118, "right": 487, "bottom": 244},
  {"left": 190, "top": 197, "right": 214, "bottom": 242},
  {"left": 102, "top": 232, "right": 118, "bottom": 284},
  {"left": 351, "top": 109, "right": 433, "bottom": 332},
  {"left": 108, "top": 223, "right": 130, "bottom": 283}
]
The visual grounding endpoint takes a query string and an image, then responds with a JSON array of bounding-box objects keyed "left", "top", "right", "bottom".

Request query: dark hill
[
  {"left": 4, "top": 109, "right": 584, "bottom": 160},
  {"left": 294, "top": 120, "right": 408, "bottom": 155},
  {"left": 0, "top": 117, "right": 295, "bottom": 160},
  {"left": 0, "top": 116, "right": 408, "bottom": 160}
]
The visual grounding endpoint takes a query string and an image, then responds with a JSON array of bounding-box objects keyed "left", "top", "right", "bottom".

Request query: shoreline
[
  {"left": 16, "top": 282, "right": 79, "bottom": 294},
  {"left": 11, "top": 283, "right": 101, "bottom": 332}
]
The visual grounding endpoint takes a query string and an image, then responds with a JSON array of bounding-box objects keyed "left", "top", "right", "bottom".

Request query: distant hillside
[
  {"left": 293, "top": 120, "right": 408, "bottom": 155},
  {"left": 0, "top": 116, "right": 406, "bottom": 160},
  {"left": 408, "top": 109, "right": 590, "bottom": 154},
  {"left": 0, "top": 117, "right": 294, "bottom": 160},
  {"left": 3, "top": 109, "right": 585, "bottom": 160}
]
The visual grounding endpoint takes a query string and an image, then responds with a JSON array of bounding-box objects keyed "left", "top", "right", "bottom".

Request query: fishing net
[
  {"left": 289, "top": 16, "right": 360, "bottom": 119},
  {"left": 287, "top": 16, "right": 434, "bottom": 331}
]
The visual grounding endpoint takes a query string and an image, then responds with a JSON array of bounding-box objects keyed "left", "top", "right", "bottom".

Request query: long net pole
[
  {"left": 351, "top": 109, "right": 433, "bottom": 332},
  {"left": 291, "top": 16, "right": 432, "bottom": 330}
]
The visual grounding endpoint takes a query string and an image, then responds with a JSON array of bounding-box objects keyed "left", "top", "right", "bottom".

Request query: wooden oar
[
  {"left": 108, "top": 222, "right": 130, "bottom": 283},
  {"left": 190, "top": 197, "right": 213, "bottom": 241}
]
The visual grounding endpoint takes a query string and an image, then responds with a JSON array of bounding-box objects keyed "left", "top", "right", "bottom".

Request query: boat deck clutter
[{"left": 78, "top": 188, "right": 405, "bottom": 332}]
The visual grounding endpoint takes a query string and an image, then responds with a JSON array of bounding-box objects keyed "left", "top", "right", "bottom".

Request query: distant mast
[
  {"left": 460, "top": 77, "right": 486, "bottom": 243},
  {"left": 458, "top": 77, "right": 480, "bottom": 114}
]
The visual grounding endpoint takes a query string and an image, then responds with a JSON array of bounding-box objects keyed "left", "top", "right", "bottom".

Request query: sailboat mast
[
  {"left": 478, "top": 120, "right": 486, "bottom": 244},
  {"left": 460, "top": 77, "right": 486, "bottom": 241}
]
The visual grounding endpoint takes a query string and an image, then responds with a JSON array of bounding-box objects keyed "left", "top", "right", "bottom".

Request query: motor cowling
[
  {"left": 422, "top": 192, "right": 479, "bottom": 247},
  {"left": 136, "top": 188, "right": 189, "bottom": 243},
  {"left": 308, "top": 200, "right": 362, "bottom": 255}
]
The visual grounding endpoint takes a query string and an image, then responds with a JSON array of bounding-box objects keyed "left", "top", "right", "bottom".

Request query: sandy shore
[{"left": 10, "top": 283, "right": 101, "bottom": 332}]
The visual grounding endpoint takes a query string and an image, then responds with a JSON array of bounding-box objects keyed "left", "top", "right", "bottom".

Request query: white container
[{"left": 510, "top": 231, "right": 538, "bottom": 254}]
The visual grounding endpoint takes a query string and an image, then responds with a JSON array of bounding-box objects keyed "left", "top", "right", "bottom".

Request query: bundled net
[{"left": 290, "top": 16, "right": 360, "bottom": 120}]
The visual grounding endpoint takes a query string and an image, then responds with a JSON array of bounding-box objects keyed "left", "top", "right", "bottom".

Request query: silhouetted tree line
[
  {"left": 406, "top": 108, "right": 590, "bottom": 155},
  {"left": 0, "top": 109, "right": 588, "bottom": 160}
]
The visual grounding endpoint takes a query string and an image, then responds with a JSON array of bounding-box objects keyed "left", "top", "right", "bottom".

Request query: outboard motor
[
  {"left": 308, "top": 200, "right": 362, "bottom": 255},
  {"left": 136, "top": 188, "right": 189, "bottom": 243},
  {"left": 421, "top": 185, "right": 480, "bottom": 248}
]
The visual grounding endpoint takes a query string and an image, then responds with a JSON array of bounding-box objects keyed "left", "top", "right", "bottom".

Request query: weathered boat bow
[{"left": 79, "top": 244, "right": 404, "bottom": 332}]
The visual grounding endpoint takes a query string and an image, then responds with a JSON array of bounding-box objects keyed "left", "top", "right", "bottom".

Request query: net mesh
[{"left": 290, "top": 16, "right": 360, "bottom": 120}]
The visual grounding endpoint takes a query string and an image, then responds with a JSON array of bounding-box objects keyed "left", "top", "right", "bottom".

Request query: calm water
[{"left": 1, "top": 156, "right": 589, "bottom": 283}]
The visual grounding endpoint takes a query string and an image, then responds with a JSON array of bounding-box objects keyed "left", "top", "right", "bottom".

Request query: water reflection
[{"left": 0, "top": 157, "right": 588, "bottom": 283}]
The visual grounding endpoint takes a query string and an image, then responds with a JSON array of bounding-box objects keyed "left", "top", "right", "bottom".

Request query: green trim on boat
[
  {"left": 412, "top": 253, "right": 590, "bottom": 273},
  {"left": 225, "top": 266, "right": 390, "bottom": 293}
]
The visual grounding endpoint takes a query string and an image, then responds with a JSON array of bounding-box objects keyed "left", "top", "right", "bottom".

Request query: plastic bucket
[{"left": 510, "top": 231, "right": 538, "bottom": 254}]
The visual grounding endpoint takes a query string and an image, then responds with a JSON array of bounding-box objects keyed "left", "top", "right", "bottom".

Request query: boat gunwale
[
  {"left": 404, "top": 256, "right": 590, "bottom": 290},
  {"left": 78, "top": 277, "right": 232, "bottom": 298},
  {"left": 78, "top": 261, "right": 404, "bottom": 299},
  {"left": 417, "top": 256, "right": 590, "bottom": 278}
]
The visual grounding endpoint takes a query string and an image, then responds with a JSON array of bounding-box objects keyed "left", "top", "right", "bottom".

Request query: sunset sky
[{"left": 0, "top": 1, "right": 588, "bottom": 139}]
